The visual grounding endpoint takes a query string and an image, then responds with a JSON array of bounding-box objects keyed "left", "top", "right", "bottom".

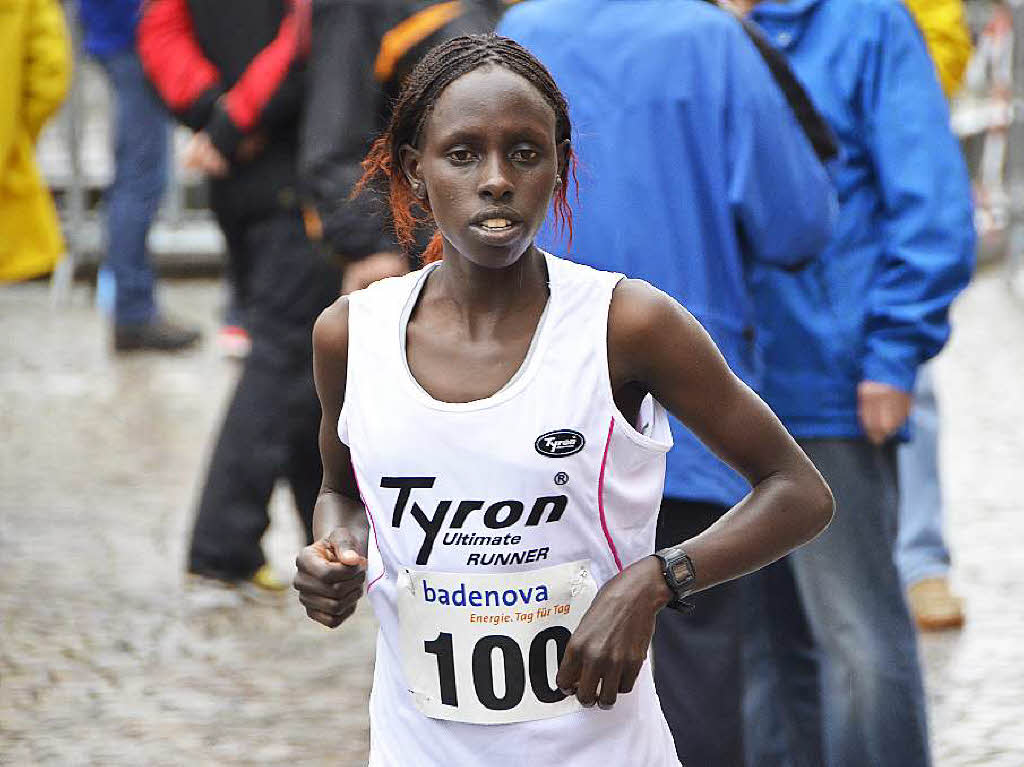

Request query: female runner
[{"left": 293, "top": 34, "right": 833, "bottom": 767}]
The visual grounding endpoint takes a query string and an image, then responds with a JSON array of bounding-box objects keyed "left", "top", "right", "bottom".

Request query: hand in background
[
  {"left": 858, "top": 380, "right": 913, "bottom": 445},
  {"left": 341, "top": 252, "right": 409, "bottom": 295},
  {"left": 236, "top": 132, "right": 267, "bottom": 164},
  {"left": 183, "top": 132, "right": 228, "bottom": 177}
]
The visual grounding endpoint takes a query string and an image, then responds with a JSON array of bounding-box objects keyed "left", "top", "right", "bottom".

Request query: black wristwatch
[{"left": 653, "top": 545, "right": 697, "bottom": 614}]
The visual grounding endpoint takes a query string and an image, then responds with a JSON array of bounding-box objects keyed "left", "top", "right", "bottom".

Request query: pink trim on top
[
  {"left": 598, "top": 417, "right": 623, "bottom": 572},
  {"left": 353, "top": 464, "right": 386, "bottom": 592}
]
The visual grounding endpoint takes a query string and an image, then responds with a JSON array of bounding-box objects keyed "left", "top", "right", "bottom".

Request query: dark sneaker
[{"left": 114, "top": 317, "right": 201, "bottom": 352}]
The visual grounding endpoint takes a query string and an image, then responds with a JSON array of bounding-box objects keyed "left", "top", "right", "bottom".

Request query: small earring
[
  {"left": 413, "top": 182, "right": 426, "bottom": 199},
  {"left": 554, "top": 176, "right": 563, "bottom": 188}
]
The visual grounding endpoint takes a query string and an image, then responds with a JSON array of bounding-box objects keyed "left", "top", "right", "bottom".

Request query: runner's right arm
[{"left": 293, "top": 297, "right": 370, "bottom": 629}]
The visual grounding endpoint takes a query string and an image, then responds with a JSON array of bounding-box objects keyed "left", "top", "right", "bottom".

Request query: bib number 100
[{"left": 424, "top": 626, "right": 571, "bottom": 711}]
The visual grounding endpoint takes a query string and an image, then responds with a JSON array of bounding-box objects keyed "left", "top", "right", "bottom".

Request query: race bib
[{"left": 397, "top": 559, "right": 598, "bottom": 725}]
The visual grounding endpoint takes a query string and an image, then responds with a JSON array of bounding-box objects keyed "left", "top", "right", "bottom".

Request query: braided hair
[{"left": 355, "top": 34, "right": 577, "bottom": 264}]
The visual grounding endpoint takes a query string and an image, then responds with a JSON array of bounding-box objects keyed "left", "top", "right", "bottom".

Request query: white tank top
[{"left": 340, "top": 252, "right": 681, "bottom": 767}]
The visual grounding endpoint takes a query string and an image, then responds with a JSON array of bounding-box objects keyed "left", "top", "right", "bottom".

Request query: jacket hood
[
  {"left": 750, "top": 0, "right": 827, "bottom": 51},
  {"left": 752, "top": 0, "right": 827, "bottom": 18}
]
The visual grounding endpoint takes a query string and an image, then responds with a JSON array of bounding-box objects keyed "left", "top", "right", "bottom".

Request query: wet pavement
[{"left": 1, "top": 268, "right": 1022, "bottom": 766}]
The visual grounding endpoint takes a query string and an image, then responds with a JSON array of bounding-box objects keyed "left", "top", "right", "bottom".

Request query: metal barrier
[
  {"left": 42, "top": 1, "right": 224, "bottom": 304},
  {"left": 943, "top": 0, "right": 1022, "bottom": 301},
  {"left": 1005, "top": 0, "right": 1024, "bottom": 302}
]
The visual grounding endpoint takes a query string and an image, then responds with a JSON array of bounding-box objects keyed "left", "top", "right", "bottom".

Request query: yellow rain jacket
[
  {"left": 905, "top": 0, "right": 972, "bottom": 98},
  {"left": 0, "top": 0, "right": 71, "bottom": 282}
]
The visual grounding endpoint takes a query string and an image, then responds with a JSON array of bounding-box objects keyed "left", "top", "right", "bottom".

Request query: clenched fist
[{"left": 294, "top": 526, "right": 368, "bottom": 628}]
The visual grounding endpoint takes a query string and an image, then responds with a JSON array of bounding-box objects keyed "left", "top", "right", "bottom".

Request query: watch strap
[{"left": 654, "top": 546, "right": 697, "bottom": 614}]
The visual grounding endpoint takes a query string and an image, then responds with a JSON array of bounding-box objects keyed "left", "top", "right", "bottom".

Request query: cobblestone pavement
[{"left": 1, "top": 268, "right": 1022, "bottom": 766}]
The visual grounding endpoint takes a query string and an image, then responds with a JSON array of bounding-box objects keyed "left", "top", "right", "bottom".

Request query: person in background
[
  {"left": 498, "top": 2, "right": 836, "bottom": 764},
  {"left": 300, "top": 0, "right": 515, "bottom": 293},
  {"left": 899, "top": 0, "right": 973, "bottom": 631},
  {"left": 76, "top": 0, "right": 200, "bottom": 352},
  {"left": 738, "top": 0, "right": 976, "bottom": 764},
  {"left": 139, "top": 0, "right": 342, "bottom": 597},
  {"left": 0, "top": 0, "right": 71, "bottom": 283},
  {"left": 906, "top": 0, "right": 973, "bottom": 99}
]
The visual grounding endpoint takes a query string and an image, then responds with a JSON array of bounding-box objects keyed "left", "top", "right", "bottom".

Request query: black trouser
[
  {"left": 653, "top": 498, "right": 745, "bottom": 767},
  {"left": 215, "top": 206, "right": 250, "bottom": 327},
  {"left": 188, "top": 210, "right": 341, "bottom": 580}
]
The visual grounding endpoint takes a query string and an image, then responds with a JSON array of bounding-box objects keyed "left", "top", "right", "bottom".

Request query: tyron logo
[
  {"left": 535, "top": 429, "right": 585, "bottom": 458},
  {"left": 381, "top": 477, "right": 568, "bottom": 565}
]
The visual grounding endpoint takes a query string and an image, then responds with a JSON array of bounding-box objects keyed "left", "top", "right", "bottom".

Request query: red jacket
[{"left": 138, "top": 0, "right": 310, "bottom": 218}]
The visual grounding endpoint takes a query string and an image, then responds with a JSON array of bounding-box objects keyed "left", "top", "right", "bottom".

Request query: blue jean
[
  {"left": 897, "top": 363, "right": 952, "bottom": 585},
  {"left": 743, "top": 439, "right": 931, "bottom": 767},
  {"left": 743, "top": 559, "right": 823, "bottom": 767},
  {"left": 96, "top": 50, "right": 168, "bottom": 326}
]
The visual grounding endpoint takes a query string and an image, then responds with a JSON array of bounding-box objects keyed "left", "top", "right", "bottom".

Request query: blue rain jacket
[
  {"left": 77, "top": 0, "right": 141, "bottom": 57},
  {"left": 499, "top": 0, "right": 836, "bottom": 507},
  {"left": 748, "top": 0, "right": 975, "bottom": 438}
]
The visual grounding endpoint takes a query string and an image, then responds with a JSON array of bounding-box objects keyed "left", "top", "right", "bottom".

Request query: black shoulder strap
[
  {"left": 703, "top": 1, "right": 838, "bottom": 163},
  {"left": 736, "top": 13, "right": 838, "bottom": 162}
]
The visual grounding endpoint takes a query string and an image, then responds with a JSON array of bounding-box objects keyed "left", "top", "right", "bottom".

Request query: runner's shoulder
[
  {"left": 608, "top": 278, "right": 703, "bottom": 376},
  {"left": 313, "top": 296, "right": 350, "bottom": 362},
  {"left": 313, "top": 269, "right": 420, "bottom": 360},
  {"left": 609, "top": 278, "right": 697, "bottom": 340}
]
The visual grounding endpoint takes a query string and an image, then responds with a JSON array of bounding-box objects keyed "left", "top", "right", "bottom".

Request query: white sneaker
[{"left": 183, "top": 573, "right": 245, "bottom": 610}]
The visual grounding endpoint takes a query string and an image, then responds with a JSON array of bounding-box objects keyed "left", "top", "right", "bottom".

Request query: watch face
[{"left": 670, "top": 561, "right": 692, "bottom": 582}]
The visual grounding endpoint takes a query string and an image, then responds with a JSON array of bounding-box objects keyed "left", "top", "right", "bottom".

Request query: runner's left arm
[
  {"left": 620, "top": 280, "right": 834, "bottom": 582},
  {"left": 555, "top": 279, "right": 834, "bottom": 709}
]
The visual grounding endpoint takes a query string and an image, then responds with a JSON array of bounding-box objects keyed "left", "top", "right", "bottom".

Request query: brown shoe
[{"left": 907, "top": 576, "right": 965, "bottom": 631}]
